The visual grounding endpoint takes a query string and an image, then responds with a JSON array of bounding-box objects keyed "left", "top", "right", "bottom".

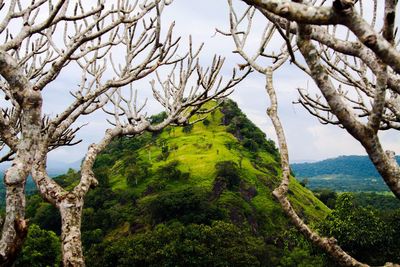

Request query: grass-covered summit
[{"left": 22, "top": 99, "right": 330, "bottom": 266}]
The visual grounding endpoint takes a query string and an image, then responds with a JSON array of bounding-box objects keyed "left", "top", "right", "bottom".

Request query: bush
[
  {"left": 220, "top": 99, "right": 279, "bottom": 156},
  {"left": 182, "top": 124, "right": 194, "bottom": 133},
  {"left": 142, "top": 187, "right": 222, "bottom": 224},
  {"left": 319, "top": 193, "right": 397, "bottom": 265},
  {"left": 149, "top": 112, "right": 167, "bottom": 124},
  {"left": 202, "top": 119, "right": 210, "bottom": 126},
  {"left": 156, "top": 160, "right": 189, "bottom": 181},
  {"left": 215, "top": 161, "right": 241, "bottom": 190},
  {"left": 16, "top": 224, "right": 61, "bottom": 267},
  {"left": 126, "top": 161, "right": 151, "bottom": 187}
]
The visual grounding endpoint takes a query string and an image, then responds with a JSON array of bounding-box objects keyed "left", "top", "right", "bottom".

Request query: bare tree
[
  {"left": 0, "top": 0, "right": 249, "bottom": 266},
  {"left": 225, "top": 0, "right": 399, "bottom": 266}
]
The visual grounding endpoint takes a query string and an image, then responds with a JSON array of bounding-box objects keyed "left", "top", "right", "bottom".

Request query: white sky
[{"left": 36, "top": 0, "right": 400, "bottom": 164}]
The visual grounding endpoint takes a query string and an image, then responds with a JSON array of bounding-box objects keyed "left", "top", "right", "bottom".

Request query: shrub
[
  {"left": 16, "top": 224, "right": 61, "bottom": 267},
  {"left": 215, "top": 161, "right": 241, "bottom": 190},
  {"left": 182, "top": 124, "right": 194, "bottom": 133},
  {"left": 202, "top": 119, "right": 210, "bottom": 126},
  {"left": 156, "top": 160, "right": 189, "bottom": 181},
  {"left": 142, "top": 187, "right": 222, "bottom": 224}
]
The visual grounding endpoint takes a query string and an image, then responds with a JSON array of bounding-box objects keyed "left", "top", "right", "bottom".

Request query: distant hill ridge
[{"left": 291, "top": 155, "right": 399, "bottom": 191}]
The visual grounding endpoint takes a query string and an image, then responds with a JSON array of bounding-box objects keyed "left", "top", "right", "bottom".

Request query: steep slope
[
  {"left": 291, "top": 155, "right": 396, "bottom": 191},
  {"left": 22, "top": 99, "right": 330, "bottom": 266}
]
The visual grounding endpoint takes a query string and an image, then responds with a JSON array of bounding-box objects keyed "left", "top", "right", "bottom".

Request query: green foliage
[
  {"left": 214, "top": 161, "right": 241, "bottom": 190},
  {"left": 313, "top": 189, "right": 337, "bottom": 209},
  {"left": 321, "top": 194, "right": 385, "bottom": 250},
  {"left": 279, "top": 247, "right": 325, "bottom": 267},
  {"left": 93, "top": 166, "right": 111, "bottom": 187},
  {"left": 202, "top": 119, "right": 210, "bottom": 126},
  {"left": 53, "top": 168, "right": 80, "bottom": 189},
  {"left": 96, "top": 134, "right": 153, "bottom": 164},
  {"left": 82, "top": 187, "right": 131, "bottom": 233},
  {"left": 26, "top": 195, "right": 61, "bottom": 234},
  {"left": 319, "top": 193, "right": 400, "bottom": 265},
  {"left": 86, "top": 221, "right": 265, "bottom": 267},
  {"left": 20, "top": 99, "right": 330, "bottom": 267},
  {"left": 16, "top": 224, "right": 61, "bottom": 267},
  {"left": 350, "top": 192, "right": 400, "bottom": 210},
  {"left": 126, "top": 161, "right": 151, "bottom": 187},
  {"left": 182, "top": 124, "right": 194, "bottom": 133},
  {"left": 156, "top": 160, "right": 189, "bottom": 181},
  {"left": 243, "top": 137, "right": 259, "bottom": 152},
  {"left": 221, "top": 99, "right": 279, "bottom": 157},
  {"left": 141, "top": 187, "right": 223, "bottom": 225},
  {"left": 149, "top": 112, "right": 168, "bottom": 124}
]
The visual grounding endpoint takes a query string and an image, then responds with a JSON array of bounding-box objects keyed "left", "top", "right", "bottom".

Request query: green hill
[
  {"left": 22, "top": 99, "right": 330, "bottom": 266},
  {"left": 291, "top": 156, "right": 398, "bottom": 191}
]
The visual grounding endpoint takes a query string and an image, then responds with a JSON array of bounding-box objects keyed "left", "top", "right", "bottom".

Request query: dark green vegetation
[
  {"left": 314, "top": 189, "right": 400, "bottom": 210},
  {"left": 319, "top": 193, "right": 400, "bottom": 265},
  {"left": 15, "top": 224, "right": 61, "bottom": 267},
  {"left": 291, "top": 155, "right": 399, "bottom": 191},
  {"left": 17, "top": 100, "right": 330, "bottom": 266},
  {"left": 293, "top": 156, "right": 400, "bottom": 265}
]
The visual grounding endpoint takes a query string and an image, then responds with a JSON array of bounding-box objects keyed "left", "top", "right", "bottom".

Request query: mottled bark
[
  {"left": 60, "top": 197, "right": 85, "bottom": 267},
  {"left": 0, "top": 48, "right": 42, "bottom": 266},
  {"left": 0, "top": 170, "right": 28, "bottom": 267}
]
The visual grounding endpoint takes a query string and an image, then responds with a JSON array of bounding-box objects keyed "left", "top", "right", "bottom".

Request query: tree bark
[
  {"left": 0, "top": 52, "right": 42, "bottom": 266},
  {"left": 265, "top": 69, "right": 368, "bottom": 267},
  {"left": 0, "top": 165, "right": 28, "bottom": 266},
  {"left": 60, "top": 196, "right": 85, "bottom": 267},
  {"left": 296, "top": 23, "right": 400, "bottom": 199}
]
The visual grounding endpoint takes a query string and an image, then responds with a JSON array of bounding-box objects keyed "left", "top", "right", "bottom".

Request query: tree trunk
[
  {"left": 265, "top": 70, "right": 368, "bottom": 267},
  {"left": 60, "top": 197, "right": 85, "bottom": 267},
  {"left": 0, "top": 166, "right": 28, "bottom": 266}
]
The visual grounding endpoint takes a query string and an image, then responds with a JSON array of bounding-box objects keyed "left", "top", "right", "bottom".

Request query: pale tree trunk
[
  {"left": 60, "top": 197, "right": 84, "bottom": 267},
  {"left": 0, "top": 164, "right": 28, "bottom": 266},
  {"left": 0, "top": 52, "right": 42, "bottom": 265},
  {"left": 31, "top": 150, "right": 86, "bottom": 267},
  {"left": 265, "top": 69, "right": 368, "bottom": 267}
]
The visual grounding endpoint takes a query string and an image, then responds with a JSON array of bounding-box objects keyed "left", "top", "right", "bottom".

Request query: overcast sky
[{"left": 38, "top": 0, "right": 400, "bottom": 164}]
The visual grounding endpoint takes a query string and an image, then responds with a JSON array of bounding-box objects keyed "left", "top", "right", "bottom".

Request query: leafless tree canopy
[
  {"left": 0, "top": 0, "right": 249, "bottom": 265},
  {"left": 224, "top": 0, "right": 400, "bottom": 266},
  {"left": 1, "top": 0, "right": 399, "bottom": 266}
]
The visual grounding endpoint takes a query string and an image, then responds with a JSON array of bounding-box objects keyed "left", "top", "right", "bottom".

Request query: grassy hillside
[
  {"left": 22, "top": 99, "right": 330, "bottom": 266},
  {"left": 291, "top": 155, "right": 394, "bottom": 191}
]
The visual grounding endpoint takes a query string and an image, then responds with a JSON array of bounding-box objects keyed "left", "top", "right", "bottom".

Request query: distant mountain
[
  {"left": 0, "top": 159, "right": 82, "bottom": 207},
  {"left": 46, "top": 159, "right": 82, "bottom": 176},
  {"left": 291, "top": 155, "right": 399, "bottom": 192},
  {"left": 0, "top": 158, "right": 81, "bottom": 176}
]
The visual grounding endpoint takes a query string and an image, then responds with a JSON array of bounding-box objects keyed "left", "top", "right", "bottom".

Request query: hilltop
[{"left": 21, "top": 99, "right": 330, "bottom": 266}]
